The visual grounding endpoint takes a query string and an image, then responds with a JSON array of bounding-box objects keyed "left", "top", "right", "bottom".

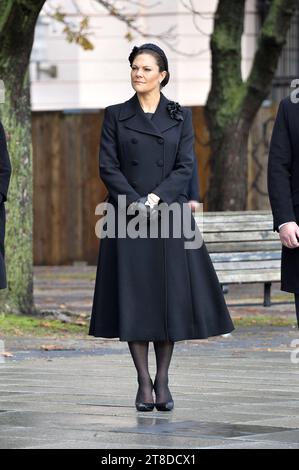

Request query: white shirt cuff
[
  {"left": 146, "top": 193, "right": 160, "bottom": 208},
  {"left": 278, "top": 221, "right": 296, "bottom": 230}
]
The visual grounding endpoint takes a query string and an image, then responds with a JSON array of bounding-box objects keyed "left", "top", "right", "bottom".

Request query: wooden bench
[{"left": 194, "top": 210, "right": 281, "bottom": 306}]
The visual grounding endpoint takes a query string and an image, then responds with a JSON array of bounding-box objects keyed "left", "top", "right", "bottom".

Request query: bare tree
[
  {"left": 205, "top": 0, "right": 298, "bottom": 210},
  {"left": 0, "top": 0, "right": 45, "bottom": 313}
]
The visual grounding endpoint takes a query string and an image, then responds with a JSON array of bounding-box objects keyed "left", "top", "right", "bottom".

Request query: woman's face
[{"left": 131, "top": 53, "right": 166, "bottom": 94}]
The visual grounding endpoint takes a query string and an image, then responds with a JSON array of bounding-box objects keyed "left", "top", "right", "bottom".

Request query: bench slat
[
  {"left": 204, "top": 231, "right": 279, "bottom": 242},
  {"left": 214, "top": 260, "right": 281, "bottom": 270},
  {"left": 202, "top": 210, "right": 272, "bottom": 215},
  {"left": 199, "top": 222, "right": 274, "bottom": 232},
  {"left": 210, "top": 251, "right": 281, "bottom": 262},
  {"left": 198, "top": 210, "right": 272, "bottom": 216},
  {"left": 217, "top": 269, "right": 281, "bottom": 283},
  {"left": 206, "top": 241, "right": 280, "bottom": 252},
  {"left": 196, "top": 215, "right": 273, "bottom": 223}
]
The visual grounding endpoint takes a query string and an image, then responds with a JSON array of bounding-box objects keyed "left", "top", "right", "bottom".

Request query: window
[{"left": 257, "top": 0, "right": 299, "bottom": 103}]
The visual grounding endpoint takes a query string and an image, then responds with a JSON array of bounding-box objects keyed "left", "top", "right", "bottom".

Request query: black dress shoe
[
  {"left": 153, "top": 380, "right": 174, "bottom": 411},
  {"left": 135, "top": 379, "right": 155, "bottom": 412},
  {"left": 155, "top": 400, "right": 174, "bottom": 412},
  {"left": 135, "top": 402, "right": 155, "bottom": 412}
]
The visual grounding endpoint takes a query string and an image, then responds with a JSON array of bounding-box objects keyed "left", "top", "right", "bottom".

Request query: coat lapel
[{"left": 118, "top": 92, "right": 182, "bottom": 138}]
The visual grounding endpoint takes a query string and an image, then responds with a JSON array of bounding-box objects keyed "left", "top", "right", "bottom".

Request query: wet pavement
[
  {"left": 1, "top": 325, "right": 299, "bottom": 449},
  {"left": 1, "top": 266, "right": 299, "bottom": 449}
]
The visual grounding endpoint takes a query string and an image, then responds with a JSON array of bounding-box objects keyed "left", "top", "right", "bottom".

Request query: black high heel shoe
[
  {"left": 153, "top": 380, "right": 174, "bottom": 412},
  {"left": 135, "top": 379, "right": 155, "bottom": 412},
  {"left": 155, "top": 400, "right": 174, "bottom": 412}
]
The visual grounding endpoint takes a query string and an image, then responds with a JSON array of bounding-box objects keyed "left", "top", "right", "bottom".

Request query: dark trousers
[{"left": 295, "top": 294, "right": 299, "bottom": 329}]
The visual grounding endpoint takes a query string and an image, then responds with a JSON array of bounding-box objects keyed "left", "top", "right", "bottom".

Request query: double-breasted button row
[
  {"left": 131, "top": 159, "right": 163, "bottom": 166},
  {"left": 130, "top": 137, "right": 164, "bottom": 144}
]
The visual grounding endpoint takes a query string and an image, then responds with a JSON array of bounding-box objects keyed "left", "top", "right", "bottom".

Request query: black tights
[{"left": 128, "top": 341, "right": 174, "bottom": 403}]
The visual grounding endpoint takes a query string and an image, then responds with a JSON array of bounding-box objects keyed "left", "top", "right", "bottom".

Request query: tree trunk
[
  {"left": 207, "top": 119, "right": 251, "bottom": 210},
  {"left": 0, "top": 0, "right": 45, "bottom": 313},
  {"left": 205, "top": 0, "right": 298, "bottom": 211}
]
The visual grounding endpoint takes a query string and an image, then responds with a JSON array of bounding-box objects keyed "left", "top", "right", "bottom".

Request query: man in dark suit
[
  {"left": 267, "top": 96, "right": 299, "bottom": 327},
  {"left": 0, "top": 121, "right": 12, "bottom": 289}
]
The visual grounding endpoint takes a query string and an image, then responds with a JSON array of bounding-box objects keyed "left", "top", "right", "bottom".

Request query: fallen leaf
[
  {"left": 40, "top": 322, "right": 53, "bottom": 328},
  {"left": 0, "top": 351, "right": 13, "bottom": 357},
  {"left": 41, "top": 344, "right": 65, "bottom": 351}
]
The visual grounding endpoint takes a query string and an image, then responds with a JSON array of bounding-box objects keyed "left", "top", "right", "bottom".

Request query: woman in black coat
[
  {"left": 0, "top": 121, "right": 11, "bottom": 289},
  {"left": 89, "top": 43, "right": 234, "bottom": 412}
]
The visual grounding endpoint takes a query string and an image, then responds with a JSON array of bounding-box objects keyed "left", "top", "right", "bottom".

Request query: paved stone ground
[
  {"left": 2, "top": 327, "right": 299, "bottom": 449},
  {"left": 1, "top": 266, "right": 299, "bottom": 449}
]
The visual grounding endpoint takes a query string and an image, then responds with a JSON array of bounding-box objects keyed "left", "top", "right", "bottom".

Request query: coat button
[
  {"left": 131, "top": 138, "right": 138, "bottom": 144},
  {"left": 131, "top": 181, "right": 137, "bottom": 188},
  {"left": 158, "top": 138, "right": 163, "bottom": 144},
  {"left": 132, "top": 160, "right": 138, "bottom": 165},
  {"left": 156, "top": 159, "right": 163, "bottom": 167}
]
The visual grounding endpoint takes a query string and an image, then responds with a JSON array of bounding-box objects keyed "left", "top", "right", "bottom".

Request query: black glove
[
  {"left": 139, "top": 197, "right": 161, "bottom": 221},
  {"left": 127, "top": 196, "right": 150, "bottom": 221},
  {"left": 128, "top": 197, "right": 161, "bottom": 222},
  {"left": 149, "top": 203, "right": 160, "bottom": 222}
]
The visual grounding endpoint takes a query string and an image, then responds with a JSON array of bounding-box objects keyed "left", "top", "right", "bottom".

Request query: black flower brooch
[{"left": 167, "top": 101, "right": 183, "bottom": 121}]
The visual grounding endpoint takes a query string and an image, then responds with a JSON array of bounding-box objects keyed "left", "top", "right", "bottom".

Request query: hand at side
[{"left": 279, "top": 222, "right": 299, "bottom": 249}]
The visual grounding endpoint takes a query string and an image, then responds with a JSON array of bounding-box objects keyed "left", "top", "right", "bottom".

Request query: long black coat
[
  {"left": 89, "top": 92, "right": 234, "bottom": 341},
  {"left": 268, "top": 96, "right": 299, "bottom": 294},
  {"left": 0, "top": 122, "right": 12, "bottom": 289}
]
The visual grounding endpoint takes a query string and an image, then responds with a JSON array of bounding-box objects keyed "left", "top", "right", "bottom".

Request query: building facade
[{"left": 30, "top": 0, "right": 260, "bottom": 110}]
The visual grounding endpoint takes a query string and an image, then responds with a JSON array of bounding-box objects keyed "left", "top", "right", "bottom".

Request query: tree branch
[
  {"left": 242, "top": 0, "right": 299, "bottom": 120},
  {"left": 46, "top": 0, "right": 207, "bottom": 58},
  {"left": 0, "top": 0, "right": 46, "bottom": 103}
]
